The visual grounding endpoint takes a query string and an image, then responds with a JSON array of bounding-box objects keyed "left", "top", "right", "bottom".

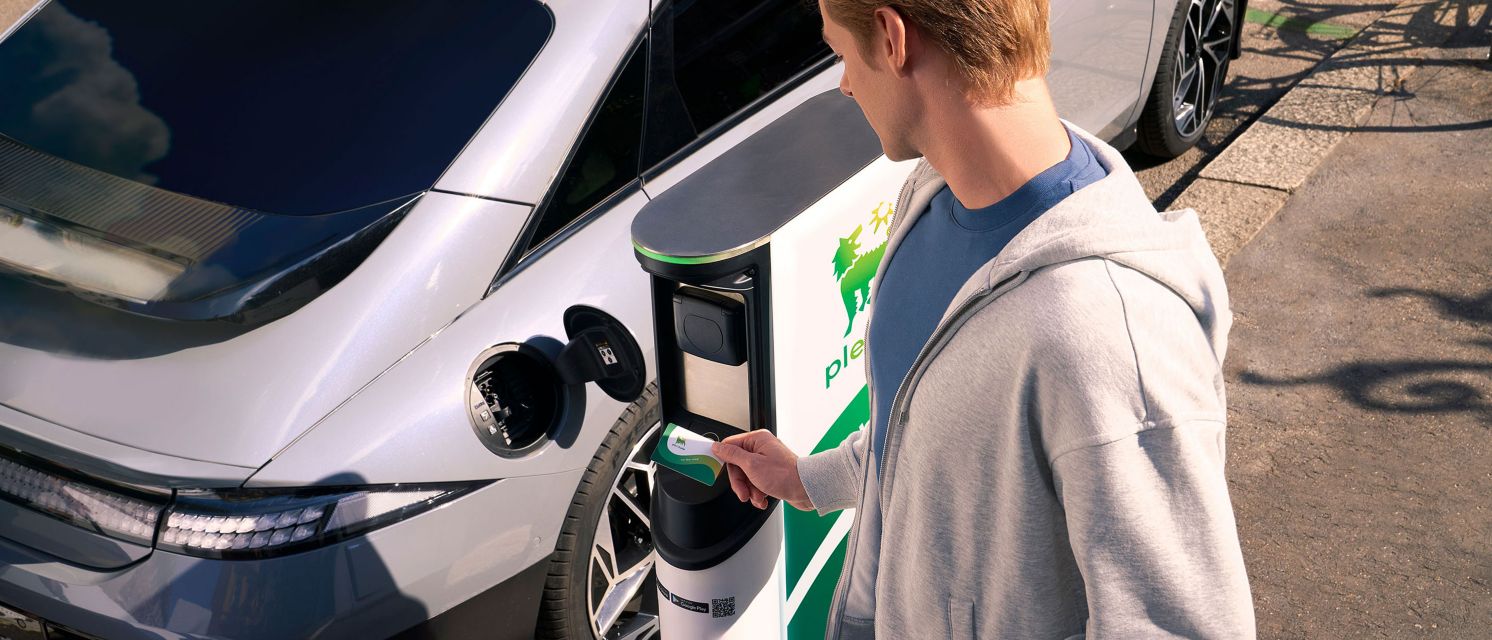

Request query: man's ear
[{"left": 873, "top": 6, "right": 911, "bottom": 76}]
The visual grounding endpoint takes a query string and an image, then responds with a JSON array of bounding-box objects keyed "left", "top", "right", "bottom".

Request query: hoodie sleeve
[
  {"left": 1024, "top": 254, "right": 1252, "bottom": 637},
  {"left": 1051, "top": 421, "right": 1256, "bottom": 639},
  {"left": 796, "top": 426, "right": 866, "bottom": 515}
]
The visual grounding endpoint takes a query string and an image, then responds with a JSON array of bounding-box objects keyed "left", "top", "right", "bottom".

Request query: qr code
[{"left": 711, "top": 597, "right": 736, "bottom": 618}]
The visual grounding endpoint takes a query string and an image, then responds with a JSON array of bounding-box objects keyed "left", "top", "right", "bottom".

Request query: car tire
[
  {"left": 537, "top": 382, "right": 662, "bottom": 640},
  {"left": 1135, "top": 0, "right": 1239, "bottom": 158}
]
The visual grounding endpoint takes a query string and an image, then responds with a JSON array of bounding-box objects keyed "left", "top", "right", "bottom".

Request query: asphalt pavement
[{"left": 1221, "top": 39, "right": 1491, "bottom": 638}]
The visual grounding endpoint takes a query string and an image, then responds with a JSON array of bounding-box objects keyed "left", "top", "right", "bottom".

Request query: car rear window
[{"left": 0, "top": 0, "right": 553, "bottom": 215}]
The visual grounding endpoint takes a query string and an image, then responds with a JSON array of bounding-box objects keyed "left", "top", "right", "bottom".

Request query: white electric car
[{"left": 0, "top": 0, "right": 1240, "bottom": 638}]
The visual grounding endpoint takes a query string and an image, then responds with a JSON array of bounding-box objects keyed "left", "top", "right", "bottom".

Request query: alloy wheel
[
  {"left": 1172, "top": 0, "right": 1236, "bottom": 138},
  {"left": 586, "top": 422, "right": 662, "bottom": 639}
]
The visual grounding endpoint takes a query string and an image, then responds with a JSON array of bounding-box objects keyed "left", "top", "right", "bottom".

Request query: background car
[{"left": 0, "top": 0, "right": 1239, "bottom": 638}]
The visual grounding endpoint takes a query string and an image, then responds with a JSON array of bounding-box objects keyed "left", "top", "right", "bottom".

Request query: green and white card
[{"left": 652, "top": 422, "right": 724, "bottom": 486}]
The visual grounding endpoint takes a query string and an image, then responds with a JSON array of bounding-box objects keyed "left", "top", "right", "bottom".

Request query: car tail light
[
  {"left": 0, "top": 452, "right": 166, "bottom": 545},
  {"left": 156, "top": 483, "right": 487, "bottom": 559}
]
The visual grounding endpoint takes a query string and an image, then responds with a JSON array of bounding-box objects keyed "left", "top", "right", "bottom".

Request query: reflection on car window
[
  {"left": 526, "top": 38, "right": 647, "bottom": 252},
  {"left": 643, "top": 0, "right": 831, "bottom": 169},
  {"left": 0, "top": 0, "right": 551, "bottom": 216}
]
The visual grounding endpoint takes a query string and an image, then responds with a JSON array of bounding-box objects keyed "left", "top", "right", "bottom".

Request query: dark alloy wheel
[
  {"left": 537, "top": 384, "right": 663, "bottom": 640},
  {"left": 1136, "top": 0, "right": 1239, "bottom": 157}
]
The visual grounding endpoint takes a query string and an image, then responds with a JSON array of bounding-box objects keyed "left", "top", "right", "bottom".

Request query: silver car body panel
[
  {"left": 0, "top": 192, "right": 529, "bottom": 472},
  {"left": 247, "top": 188, "right": 654, "bottom": 486},
  {"left": 1048, "top": 0, "right": 1159, "bottom": 139},
  {"left": 250, "top": 37, "right": 847, "bottom": 489},
  {"left": 0, "top": 403, "right": 254, "bottom": 486},
  {"left": 438, "top": 0, "right": 1163, "bottom": 205},
  {"left": 433, "top": 0, "right": 648, "bottom": 204},
  {"left": 1133, "top": 0, "right": 1186, "bottom": 126}
]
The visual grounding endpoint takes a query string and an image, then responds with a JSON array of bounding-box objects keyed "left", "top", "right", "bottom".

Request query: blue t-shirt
[{"left": 868, "top": 128, "right": 1107, "bottom": 472}]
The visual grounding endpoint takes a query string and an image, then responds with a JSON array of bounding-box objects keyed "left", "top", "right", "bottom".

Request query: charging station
[{"left": 631, "top": 90, "right": 917, "bottom": 638}]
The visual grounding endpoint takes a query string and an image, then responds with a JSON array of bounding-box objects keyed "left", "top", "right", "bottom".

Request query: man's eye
[{"left": 834, "top": 53, "right": 845, "bottom": 63}]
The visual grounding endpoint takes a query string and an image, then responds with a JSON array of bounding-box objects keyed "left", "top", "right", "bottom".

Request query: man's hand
[{"left": 711, "top": 430, "right": 814, "bottom": 512}]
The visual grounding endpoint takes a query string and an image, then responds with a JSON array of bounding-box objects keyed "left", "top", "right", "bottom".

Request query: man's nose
[{"left": 839, "top": 73, "right": 853, "bottom": 98}]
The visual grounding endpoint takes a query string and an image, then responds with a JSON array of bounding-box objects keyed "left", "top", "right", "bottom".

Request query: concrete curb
[{"left": 1173, "top": 0, "right": 1490, "bottom": 266}]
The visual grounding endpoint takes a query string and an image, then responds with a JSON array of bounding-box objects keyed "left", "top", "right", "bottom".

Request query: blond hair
[{"left": 824, "top": 0, "right": 1051, "bottom": 106}]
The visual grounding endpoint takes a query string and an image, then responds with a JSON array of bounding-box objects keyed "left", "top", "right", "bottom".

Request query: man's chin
[{"left": 881, "top": 146, "right": 924, "bottom": 162}]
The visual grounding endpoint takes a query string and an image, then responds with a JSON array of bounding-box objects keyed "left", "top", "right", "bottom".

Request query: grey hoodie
[{"left": 795, "top": 121, "right": 1256, "bottom": 639}]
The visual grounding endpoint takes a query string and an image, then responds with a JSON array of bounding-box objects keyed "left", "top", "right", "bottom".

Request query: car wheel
[
  {"left": 1135, "top": 0, "right": 1238, "bottom": 157},
  {"left": 537, "top": 383, "right": 662, "bottom": 640}
]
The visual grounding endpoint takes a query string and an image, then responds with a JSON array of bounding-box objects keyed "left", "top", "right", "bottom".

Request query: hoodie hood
[{"left": 878, "top": 119, "right": 1232, "bottom": 361}]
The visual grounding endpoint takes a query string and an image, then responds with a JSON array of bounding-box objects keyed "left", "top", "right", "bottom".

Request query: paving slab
[
  {"left": 1132, "top": 0, "right": 1401, "bottom": 206},
  {"left": 1199, "top": 0, "right": 1488, "bottom": 192},
  {"left": 1170, "top": 177, "right": 1292, "bottom": 264},
  {"left": 1222, "top": 46, "right": 1492, "bottom": 639},
  {"left": 1163, "top": 0, "right": 1487, "bottom": 268}
]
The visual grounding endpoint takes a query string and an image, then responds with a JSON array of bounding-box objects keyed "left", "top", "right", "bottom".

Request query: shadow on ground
[
  {"left": 1219, "top": 39, "right": 1491, "bottom": 637},
  {"left": 1241, "top": 287, "right": 1492, "bottom": 425},
  {"left": 1129, "top": 0, "right": 1489, "bottom": 207}
]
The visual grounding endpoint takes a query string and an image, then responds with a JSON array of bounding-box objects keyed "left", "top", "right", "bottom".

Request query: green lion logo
[{"left": 831, "top": 202, "right": 893, "bottom": 337}]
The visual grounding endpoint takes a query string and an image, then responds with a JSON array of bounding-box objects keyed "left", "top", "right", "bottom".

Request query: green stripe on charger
[
  {"left": 632, "top": 242, "right": 725, "bottom": 265},
  {"left": 784, "top": 385, "right": 870, "bottom": 638}
]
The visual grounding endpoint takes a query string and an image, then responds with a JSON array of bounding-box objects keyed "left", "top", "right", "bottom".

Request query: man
[{"left": 710, "top": 0, "right": 1256, "bottom": 638}]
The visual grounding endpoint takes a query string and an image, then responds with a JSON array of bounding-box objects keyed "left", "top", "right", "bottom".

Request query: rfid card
[{"left": 652, "top": 422, "right": 724, "bottom": 486}]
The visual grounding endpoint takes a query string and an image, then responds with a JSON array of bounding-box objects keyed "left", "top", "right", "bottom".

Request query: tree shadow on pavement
[
  {"left": 1371, "top": 286, "right": 1492, "bottom": 324},
  {"left": 1127, "top": 0, "right": 1489, "bottom": 207},
  {"left": 1239, "top": 287, "right": 1492, "bottom": 425},
  {"left": 1124, "top": 0, "right": 1395, "bottom": 205},
  {"left": 1246, "top": 0, "right": 1491, "bottom": 130}
]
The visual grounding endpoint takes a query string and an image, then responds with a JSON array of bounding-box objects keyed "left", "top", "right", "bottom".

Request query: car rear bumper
[{"left": 0, "top": 471, "right": 579, "bottom": 639}]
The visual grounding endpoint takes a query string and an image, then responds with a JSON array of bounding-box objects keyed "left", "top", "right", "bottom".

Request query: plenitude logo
[{"left": 824, "top": 202, "right": 892, "bottom": 389}]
